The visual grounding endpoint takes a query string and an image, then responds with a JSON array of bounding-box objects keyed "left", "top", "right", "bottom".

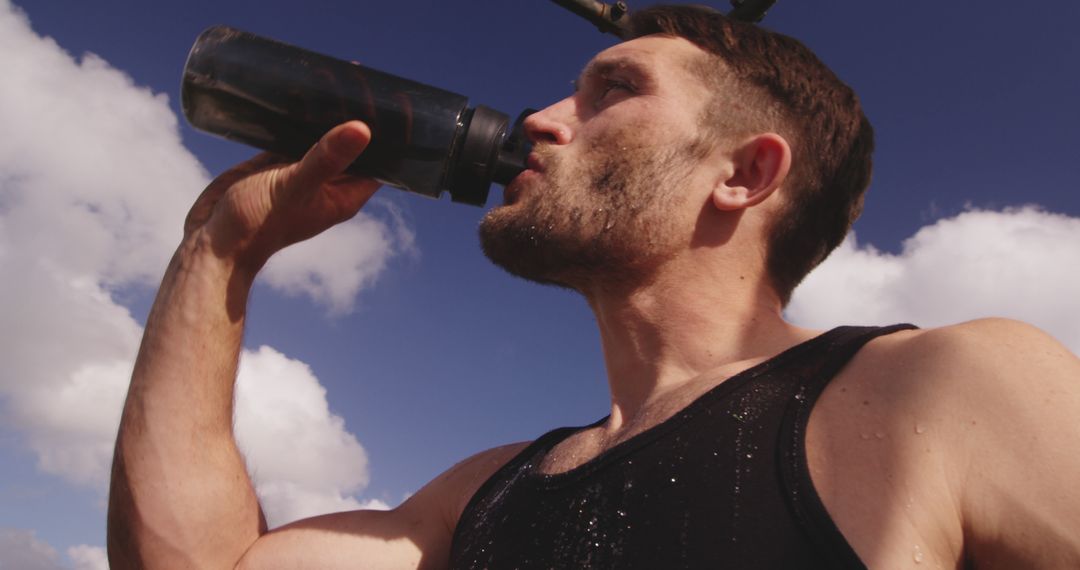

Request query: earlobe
[{"left": 711, "top": 133, "right": 792, "bottom": 212}]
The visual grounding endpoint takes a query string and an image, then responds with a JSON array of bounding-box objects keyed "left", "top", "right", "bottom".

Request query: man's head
[
  {"left": 479, "top": 5, "right": 872, "bottom": 303},
  {"left": 628, "top": 5, "right": 874, "bottom": 304}
]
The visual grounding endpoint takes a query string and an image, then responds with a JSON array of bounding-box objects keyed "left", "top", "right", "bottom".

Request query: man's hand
[{"left": 185, "top": 120, "right": 380, "bottom": 272}]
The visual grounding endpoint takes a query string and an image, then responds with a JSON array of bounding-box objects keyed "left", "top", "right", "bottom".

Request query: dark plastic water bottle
[{"left": 181, "top": 26, "right": 532, "bottom": 206}]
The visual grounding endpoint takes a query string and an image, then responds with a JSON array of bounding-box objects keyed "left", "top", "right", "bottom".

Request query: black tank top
[{"left": 449, "top": 325, "right": 916, "bottom": 569}]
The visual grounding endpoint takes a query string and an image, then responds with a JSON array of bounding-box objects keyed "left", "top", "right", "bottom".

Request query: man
[{"left": 108, "top": 5, "right": 1080, "bottom": 569}]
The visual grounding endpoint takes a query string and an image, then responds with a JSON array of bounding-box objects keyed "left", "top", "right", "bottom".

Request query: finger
[{"left": 289, "top": 121, "right": 373, "bottom": 191}]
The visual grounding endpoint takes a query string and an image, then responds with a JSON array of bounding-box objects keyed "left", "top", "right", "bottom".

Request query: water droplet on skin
[
  {"left": 874, "top": 431, "right": 885, "bottom": 440},
  {"left": 913, "top": 544, "right": 924, "bottom": 564},
  {"left": 915, "top": 423, "right": 927, "bottom": 434},
  {"left": 860, "top": 433, "right": 871, "bottom": 440}
]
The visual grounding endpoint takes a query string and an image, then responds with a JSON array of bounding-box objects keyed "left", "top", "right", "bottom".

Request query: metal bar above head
[
  {"left": 549, "top": 0, "right": 633, "bottom": 39},
  {"left": 727, "top": 0, "right": 777, "bottom": 23},
  {"left": 549, "top": 0, "right": 779, "bottom": 41}
]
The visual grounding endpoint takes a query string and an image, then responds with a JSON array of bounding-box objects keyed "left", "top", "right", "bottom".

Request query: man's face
[{"left": 479, "top": 36, "right": 720, "bottom": 291}]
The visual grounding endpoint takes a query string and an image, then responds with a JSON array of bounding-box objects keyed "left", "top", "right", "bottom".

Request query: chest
[
  {"left": 532, "top": 368, "right": 962, "bottom": 569},
  {"left": 454, "top": 371, "right": 854, "bottom": 569}
]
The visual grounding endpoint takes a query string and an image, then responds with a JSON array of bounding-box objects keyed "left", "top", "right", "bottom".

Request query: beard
[{"left": 478, "top": 126, "right": 711, "bottom": 291}]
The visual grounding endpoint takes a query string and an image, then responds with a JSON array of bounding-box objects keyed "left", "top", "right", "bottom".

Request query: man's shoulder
[
  {"left": 829, "top": 318, "right": 1076, "bottom": 425},
  {"left": 852, "top": 318, "right": 1069, "bottom": 389},
  {"left": 814, "top": 321, "right": 1080, "bottom": 566},
  {"left": 430, "top": 441, "right": 533, "bottom": 526},
  {"left": 843, "top": 321, "right": 1080, "bottom": 566}
]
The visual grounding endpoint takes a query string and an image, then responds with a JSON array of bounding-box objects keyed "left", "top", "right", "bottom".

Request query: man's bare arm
[
  {"left": 235, "top": 441, "right": 529, "bottom": 569},
  {"left": 107, "top": 121, "right": 387, "bottom": 568}
]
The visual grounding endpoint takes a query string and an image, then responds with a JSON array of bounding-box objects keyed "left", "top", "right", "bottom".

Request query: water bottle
[{"left": 181, "top": 26, "right": 532, "bottom": 206}]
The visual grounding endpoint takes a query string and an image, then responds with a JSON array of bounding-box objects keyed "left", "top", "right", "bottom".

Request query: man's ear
[{"left": 712, "top": 133, "right": 792, "bottom": 212}]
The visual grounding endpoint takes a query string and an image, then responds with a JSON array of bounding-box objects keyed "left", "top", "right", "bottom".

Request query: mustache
[{"left": 532, "top": 143, "right": 559, "bottom": 166}]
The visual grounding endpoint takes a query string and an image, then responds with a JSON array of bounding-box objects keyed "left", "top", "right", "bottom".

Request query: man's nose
[{"left": 523, "top": 97, "right": 575, "bottom": 145}]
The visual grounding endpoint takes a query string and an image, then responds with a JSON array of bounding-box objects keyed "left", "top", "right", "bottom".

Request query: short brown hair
[{"left": 630, "top": 5, "right": 874, "bottom": 305}]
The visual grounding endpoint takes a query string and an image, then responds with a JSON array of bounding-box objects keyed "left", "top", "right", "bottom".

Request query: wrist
[
  {"left": 177, "top": 229, "right": 266, "bottom": 288},
  {"left": 168, "top": 234, "right": 261, "bottom": 324}
]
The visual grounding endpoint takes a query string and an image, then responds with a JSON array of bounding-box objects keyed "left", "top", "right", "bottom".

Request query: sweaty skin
[{"left": 108, "top": 36, "right": 1080, "bottom": 569}]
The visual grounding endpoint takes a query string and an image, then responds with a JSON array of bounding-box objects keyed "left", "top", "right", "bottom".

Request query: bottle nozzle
[{"left": 493, "top": 109, "right": 535, "bottom": 186}]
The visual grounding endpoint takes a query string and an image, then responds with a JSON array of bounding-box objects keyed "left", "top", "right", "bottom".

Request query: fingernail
[{"left": 334, "top": 123, "right": 368, "bottom": 155}]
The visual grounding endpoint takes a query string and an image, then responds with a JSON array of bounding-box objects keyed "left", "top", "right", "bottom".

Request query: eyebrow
[{"left": 574, "top": 56, "right": 652, "bottom": 92}]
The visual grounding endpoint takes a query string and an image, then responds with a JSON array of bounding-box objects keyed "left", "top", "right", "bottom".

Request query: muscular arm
[
  {"left": 107, "top": 236, "right": 263, "bottom": 568},
  {"left": 106, "top": 122, "right": 514, "bottom": 568},
  {"left": 236, "top": 441, "right": 528, "bottom": 569}
]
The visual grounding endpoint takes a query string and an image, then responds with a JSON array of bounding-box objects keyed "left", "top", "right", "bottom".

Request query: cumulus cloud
[
  {"left": 788, "top": 206, "right": 1080, "bottom": 353},
  {"left": 0, "top": 528, "right": 63, "bottom": 570},
  {"left": 235, "top": 346, "right": 378, "bottom": 526},
  {"left": 0, "top": 529, "right": 108, "bottom": 570},
  {"left": 67, "top": 545, "right": 109, "bottom": 570},
  {"left": 0, "top": 0, "right": 191, "bottom": 486},
  {"left": 261, "top": 198, "right": 416, "bottom": 316},
  {"left": 0, "top": 0, "right": 410, "bottom": 557}
]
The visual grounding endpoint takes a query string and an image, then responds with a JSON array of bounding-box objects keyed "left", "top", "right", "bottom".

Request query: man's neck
[{"left": 581, "top": 258, "right": 819, "bottom": 433}]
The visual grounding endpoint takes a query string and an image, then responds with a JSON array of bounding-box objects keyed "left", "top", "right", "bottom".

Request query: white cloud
[
  {"left": 788, "top": 206, "right": 1080, "bottom": 353},
  {"left": 0, "top": 529, "right": 109, "bottom": 570},
  {"left": 0, "top": 0, "right": 208, "bottom": 490},
  {"left": 235, "top": 346, "right": 376, "bottom": 527},
  {"left": 0, "top": 3, "right": 204, "bottom": 288},
  {"left": 67, "top": 545, "right": 109, "bottom": 570},
  {"left": 0, "top": 0, "right": 411, "bottom": 553},
  {"left": 260, "top": 197, "right": 416, "bottom": 316},
  {"left": 0, "top": 528, "right": 63, "bottom": 570}
]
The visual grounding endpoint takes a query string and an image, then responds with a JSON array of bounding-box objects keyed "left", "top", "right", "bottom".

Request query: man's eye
[{"left": 598, "top": 79, "right": 635, "bottom": 102}]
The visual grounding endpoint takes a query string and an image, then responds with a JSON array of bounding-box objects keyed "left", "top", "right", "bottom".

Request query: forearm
[
  {"left": 106, "top": 121, "right": 377, "bottom": 568},
  {"left": 108, "top": 234, "right": 264, "bottom": 569}
]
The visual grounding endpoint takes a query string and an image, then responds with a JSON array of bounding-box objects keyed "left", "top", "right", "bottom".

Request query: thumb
[{"left": 289, "top": 121, "right": 373, "bottom": 190}]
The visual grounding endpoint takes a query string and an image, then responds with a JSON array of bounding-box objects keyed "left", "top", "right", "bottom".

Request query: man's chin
[{"left": 479, "top": 213, "right": 564, "bottom": 288}]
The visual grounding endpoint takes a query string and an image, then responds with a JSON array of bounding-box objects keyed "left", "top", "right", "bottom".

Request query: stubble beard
[{"left": 478, "top": 129, "right": 710, "bottom": 292}]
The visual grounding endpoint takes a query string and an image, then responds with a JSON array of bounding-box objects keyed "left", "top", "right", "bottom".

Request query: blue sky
[{"left": 1, "top": 0, "right": 1078, "bottom": 567}]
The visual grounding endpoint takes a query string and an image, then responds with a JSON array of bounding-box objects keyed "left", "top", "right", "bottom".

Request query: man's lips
[{"left": 503, "top": 155, "right": 543, "bottom": 204}]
